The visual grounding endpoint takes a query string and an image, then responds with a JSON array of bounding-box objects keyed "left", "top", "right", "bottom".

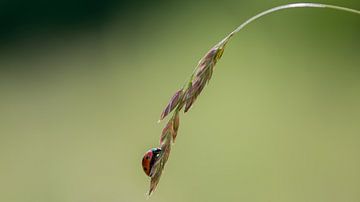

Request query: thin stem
[
  {"left": 224, "top": 3, "right": 360, "bottom": 41},
  {"left": 150, "top": 3, "right": 360, "bottom": 196}
]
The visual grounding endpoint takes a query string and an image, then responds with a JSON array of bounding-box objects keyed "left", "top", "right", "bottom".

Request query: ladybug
[{"left": 142, "top": 147, "right": 162, "bottom": 176}]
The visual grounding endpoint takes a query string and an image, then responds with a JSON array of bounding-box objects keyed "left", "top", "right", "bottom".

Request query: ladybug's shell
[{"left": 142, "top": 148, "right": 161, "bottom": 176}]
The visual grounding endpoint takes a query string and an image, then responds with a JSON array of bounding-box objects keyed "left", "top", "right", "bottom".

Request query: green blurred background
[{"left": 0, "top": 0, "right": 359, "bottom": 201}]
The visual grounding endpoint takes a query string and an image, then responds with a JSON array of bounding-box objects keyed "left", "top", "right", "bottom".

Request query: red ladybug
[{"left": 142, "top": 147, "right": 162, "bottom": 176}]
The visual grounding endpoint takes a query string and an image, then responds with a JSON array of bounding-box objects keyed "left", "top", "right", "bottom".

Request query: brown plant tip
[
  {"left": 149, "top": 135, "right": 172, "bottom": 196},
  {"left": 160, "top": 89, "right": 183, "bottom": 120},
  {"left": 147, "top": 36, "right": 230, "bottom": 197}
]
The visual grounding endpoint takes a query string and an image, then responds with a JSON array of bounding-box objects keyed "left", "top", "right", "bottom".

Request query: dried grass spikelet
[
  {"left": 183, "top": 37, "right": 230, "bottom": 112},
  {"left": 145, "top": 3, "right": 360, "bottom": 197}
]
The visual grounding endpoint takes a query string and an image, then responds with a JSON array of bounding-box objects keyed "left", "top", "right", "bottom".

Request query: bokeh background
[{"left": 0, "top": 0, "right": 359, "bottom": 201}]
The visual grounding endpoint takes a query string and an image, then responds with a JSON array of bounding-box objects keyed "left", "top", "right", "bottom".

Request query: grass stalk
[{"left": 144, "top": 2, "right": 360, "bottom": 197}]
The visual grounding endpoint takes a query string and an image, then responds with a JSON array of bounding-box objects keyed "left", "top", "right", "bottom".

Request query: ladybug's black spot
[
  {"left": 144, "top": 167, "right": 147, "bottom": 171},
  {"left": 146, "top": 156, "right": 150, "bottom": 160}
]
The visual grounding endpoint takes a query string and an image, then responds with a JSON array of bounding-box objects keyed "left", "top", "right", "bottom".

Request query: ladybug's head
[{"left": 142, "top": 147, "right": 162, "bottom": 176}]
